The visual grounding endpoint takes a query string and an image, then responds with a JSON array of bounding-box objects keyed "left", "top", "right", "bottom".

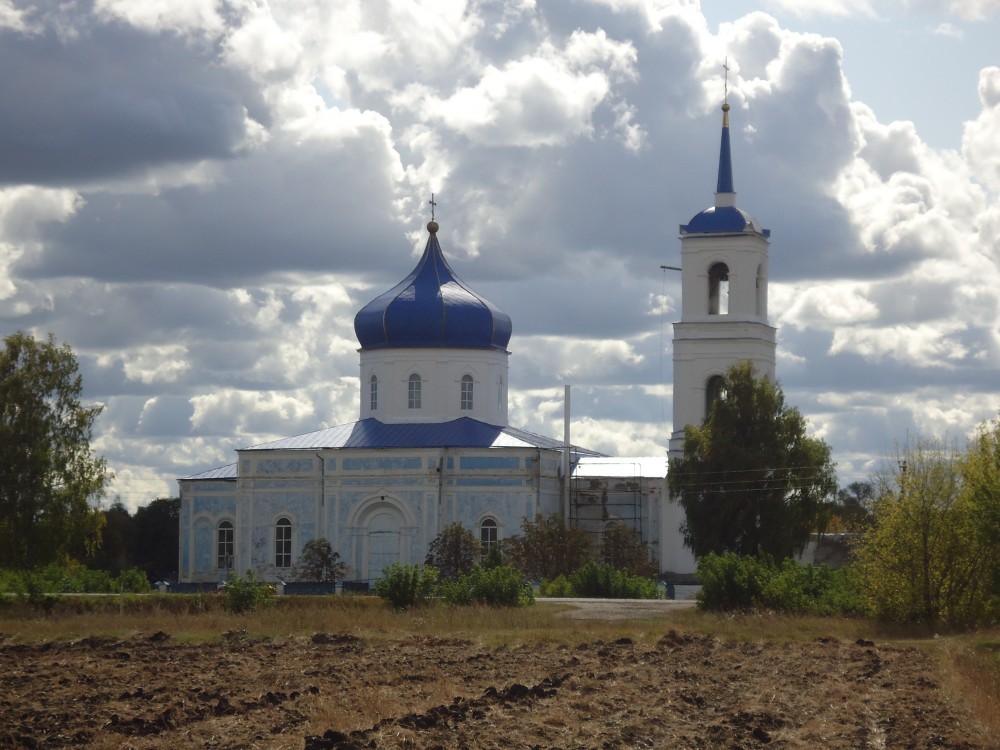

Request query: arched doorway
[{"left": 367, "top": 508, "right": 402, "bottom": 583}]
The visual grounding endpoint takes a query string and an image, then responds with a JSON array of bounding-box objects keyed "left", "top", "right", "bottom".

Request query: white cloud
[
  {"left": 0, "top": 0, "right": 30, "bottom": 32},
  {"left": 426, "top": 52, "right": 611, "bottom": 146},
  {"left": 962, "top": 66, "right": 1000, "bottom": 193},
  {"left": 190, "top": 389, "right": 318, "bottom": 436},
  {"left": 931, "top": 21, "right": 964, "bottom": 37},
  {"left": 763, "top": 0, "right": 878, "bottom": 19},
  {"left": 830, "top": 321, "right": 970, "bottom": 365},
  {"left": 94, "top": 0, "right": 225, "bottom": 35},
  {"left": 776, "top": 282, "right": 880, "bottom": 328},
  {"left": 908, "top": 0, "right": 1000, "bottom": 20}
]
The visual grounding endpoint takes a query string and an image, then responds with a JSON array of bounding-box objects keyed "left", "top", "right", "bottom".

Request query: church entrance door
[{"left": 367, "top": 509, "right": 401, "bottom": 583}]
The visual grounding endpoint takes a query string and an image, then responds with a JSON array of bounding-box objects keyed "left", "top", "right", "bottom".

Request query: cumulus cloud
[{"left": 2, "top": 0, "right": 999, "bottom": 508}]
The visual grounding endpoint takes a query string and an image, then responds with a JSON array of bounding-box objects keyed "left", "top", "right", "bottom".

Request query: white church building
[{"left": 177, "top": 100, "right": 774, "bottom": 586}]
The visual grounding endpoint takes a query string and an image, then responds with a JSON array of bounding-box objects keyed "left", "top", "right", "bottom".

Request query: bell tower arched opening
[{"left": 708, "top": 263, "right": 729, "bottom": 315}]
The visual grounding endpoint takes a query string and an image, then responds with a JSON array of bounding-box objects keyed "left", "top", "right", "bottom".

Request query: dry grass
[{"left": 929, "top": 635, "right": 1000, "bottom": 737}]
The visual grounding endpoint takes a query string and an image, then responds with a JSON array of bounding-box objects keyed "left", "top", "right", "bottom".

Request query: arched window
[
  {"left": 217, "top": 521, "right": 234, "bottom": 571},
  {"left": 461, "top": 374, "right": 474, "bottom": 411},
  {"left": 480, "top": 518, "right": 498, "bottom": 553},
  {"left": 370, "top": 374, "right": 378, "bottom": 411},
  {"left": 705, "top": 375, "right": 726, "bottom": 417},
  {"left": 275, "top": 518, "right": 292, "bottom": 568},
  {"left": 408, "top": 373, "right": 422, "bottom": 409},
  {"left": 708, "top": 263, "right": 729, "bottom": 315}
]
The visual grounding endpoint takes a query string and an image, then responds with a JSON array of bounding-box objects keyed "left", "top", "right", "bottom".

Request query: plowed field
[{"left": 1, "top": 611, "right": 994, "bottom": 749}]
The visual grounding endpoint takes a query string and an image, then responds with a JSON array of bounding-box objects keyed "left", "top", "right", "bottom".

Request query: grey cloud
[
  {"left": 0, "top": 21, "right": 260, "bottom": 186},
  {"left": 21, "top": 134, "right": 407, "bottom": 286}
]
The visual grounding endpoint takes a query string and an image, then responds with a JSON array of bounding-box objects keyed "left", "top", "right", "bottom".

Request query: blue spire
[{"left": 716, "top": 102, "right": 734, "bottom": 194}]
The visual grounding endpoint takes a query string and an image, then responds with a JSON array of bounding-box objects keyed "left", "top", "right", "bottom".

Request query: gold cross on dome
[{"left": 429, "top": 193, "right": 437, "bottom": 221}]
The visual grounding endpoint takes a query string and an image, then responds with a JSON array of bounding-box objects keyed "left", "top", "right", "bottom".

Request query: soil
[{"left": 0, "top": 603, "right": 994, "bottom": 749}]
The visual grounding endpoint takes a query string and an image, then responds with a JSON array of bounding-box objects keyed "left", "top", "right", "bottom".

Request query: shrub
[
  {"left": 223, "top": 571, "right": 275, "bottom": 614},
  {"left": 0, "top": 563, "right": 150, "bottom": 594},
  {"left": 569, "top": 562, "right": 659, "bottom": 599},
  {"left": 539, "top": 575, "right": 574, "bottom": 597},
  {"left": 439, "top": 565, "right": 533, "bottom": 607},
  {"left": 696, "top": 553, "right": 773, "bottom": 611},
  {"left": 373, "top": 564, "right": 438, "bottom": 610},
  {"left": 113, "top": 568, "right": 152, "bottom": 593},
  {"left": 697, "top": 552, "right": 865, "bottom": 614}
]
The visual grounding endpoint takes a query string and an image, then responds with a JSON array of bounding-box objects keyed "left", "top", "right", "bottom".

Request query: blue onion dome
[
  {"left": 681, "top": 205, "right": 768, "bottom": 236},
  {"left": 354, "top": 221, "right": 513, "bottom": 351},
  {"left": 681, "top": 102, "right": 770, "bottom": 238}
]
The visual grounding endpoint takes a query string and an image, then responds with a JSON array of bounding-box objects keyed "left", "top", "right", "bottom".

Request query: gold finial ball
[
  {"left": 427, "top": 220, "right": 439, "bottom": 234},
  {"left": 722, "top": 102, "right": 730, "bottom": 112}
]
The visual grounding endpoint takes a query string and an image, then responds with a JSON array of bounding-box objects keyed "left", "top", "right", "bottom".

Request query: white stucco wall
[{"left": 359, "top": 347, "right": 510, "bottom": 425}]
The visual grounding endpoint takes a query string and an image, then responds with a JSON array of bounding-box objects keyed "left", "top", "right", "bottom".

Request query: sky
[{"left": 1, "top": 0, "right": 998, "bottom": 511}]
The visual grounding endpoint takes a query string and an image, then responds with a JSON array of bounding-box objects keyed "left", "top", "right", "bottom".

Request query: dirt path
[
  {"left": 0, "top": 624, "right": 993, "bottom": 749},
  {"left": 545, "top": 596, "right": 698, "bottom": 619}
]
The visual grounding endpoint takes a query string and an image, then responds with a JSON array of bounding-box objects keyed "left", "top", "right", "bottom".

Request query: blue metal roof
[
  {"left": 681, "top": 206, "right": 769, "bottom": 236},
  {"left": 242, "top": 417, "right": 604, "bottom": 454},
  {"left": 354, "top": 225, "right": 512, "bottom": 352}
]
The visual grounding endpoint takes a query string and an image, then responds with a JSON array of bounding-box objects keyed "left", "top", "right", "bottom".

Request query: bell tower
[{"left": 669, "top": 100, "right": 777, "bottom": 458}]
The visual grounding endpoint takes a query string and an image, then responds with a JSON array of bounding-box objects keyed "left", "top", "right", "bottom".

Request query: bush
[
  {"left": 696, "top": 553, "right": 864, "bottom": 614},
  {"left": 113, "top": 568, "right": 151, "bottom": 593},
  {"left": 696, "top": 553, "right": 772, "bottom": 611},
  {"left": 0, "top": 563, "right": 150, "bottom": 594},
  {"left": 539, "top": 575, "right": 574, "bottom": 597},
  {"left": 223, "top": 571, "right": 275, "bottom": 614},
  {"left": 373, "top": 564, "right": 438, "bottom": 610},
  {"left": 568, "top": 562, "right": 659, "bottom": 599},
  {"left": 439, "top": 565, "right": 533, "bottom": 607}
]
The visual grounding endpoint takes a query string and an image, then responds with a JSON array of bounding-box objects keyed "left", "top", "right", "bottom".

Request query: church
[{"left": 177, "top": 99, "right": 775, "bottom": 586}]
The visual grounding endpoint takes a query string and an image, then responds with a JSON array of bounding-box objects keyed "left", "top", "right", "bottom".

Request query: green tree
[
  {"left": 961, "top": 417, "right": 1000, "bottom": 603},
  {"left": 668, "top": 361, "right": 837, "bottom": 560},
  {"left": 292, "top": 538, "right": 346, "bottom": 583},
  {"left": 85, "top": 498, "right": 134, "bottom": 575},
  {"left": 132, "top": 497, "right": 180, "bottom": 582},
  {"left": 425, "top": 522, "right": 481, "bottom": 579},
  {"left": 0, "top": 332, "right": 109, "bottom": 568},
  {"left": 827, "top": 481, "right": 875, "bottom": 533},
  {"left": 856, "top": 438, "right": 994, "bottom": 628},
  {"left": 502, "top": 513, "right": 591, "bottom": 581},
  {"left": 599, "top": 523, "right": 657, "bottom": 576}
]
